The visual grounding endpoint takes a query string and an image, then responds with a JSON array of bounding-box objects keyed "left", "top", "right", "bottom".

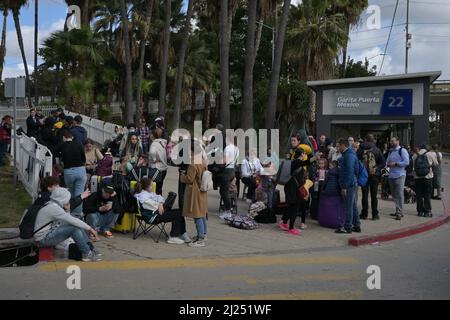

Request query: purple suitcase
[{"left": 318, "top": 195, "right": 345, "bottom": 229}]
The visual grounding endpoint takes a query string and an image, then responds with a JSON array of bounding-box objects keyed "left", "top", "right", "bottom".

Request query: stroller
[{"left": 380, "top": 167, "right": 416, "bottom": 204}]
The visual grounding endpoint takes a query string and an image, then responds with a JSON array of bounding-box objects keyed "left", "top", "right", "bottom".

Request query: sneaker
[
  {"left": 179, "top": 233, "right": 192, "bottom": 243},
  {"left": 82, "top": 251, "right": 103, "bottom": 262},
  {"left": 92, "top": 249, "right": 103, "bottom": 257},
  {"left": 218, "top": 211, "right": 233, "bottom": 221},
  {"left": 104, "top": 231, "right": 114, "bottom": 239},
  {"left": 390, "top": 213, "right": 404, "bottom": 218},
  {"left": 335, "top": 228, "right": 352, "bottom": 234},
  {"left": 167, "top": 237, "right": 185, "bottom": 245},
  {"left": 189, "top": 239, "right": 206, "bottom": 247},
  {"left": 300, "top": 223, "right": 307, "bottom": 230},
  {"left": 287, "top": 228, "right": 301, "bottom": 236},
  {"left": 278, "top": 222, "right": 289, "bottom": 231},
  {"left": 417, "top": 212, "right": 424, "bottom": 217},
  {"left": 423, "top": 212, "right": 433, "bottom": 218},
  {"left": 395, "top": 214, "right": 402, "bottom": 221},
  {"left": 372, "top": 215, "right": 380, "bottom": 221},
  {"left": 360, "top": 214, "right": 368, "bottom": 220},
  {"left": 352, "top": 226, "right": 362, "bottom": 233}
]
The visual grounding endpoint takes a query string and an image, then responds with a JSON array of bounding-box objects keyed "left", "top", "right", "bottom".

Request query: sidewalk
[
  {"left": 65, "top": 167, "right": 449, "bottom": 260},
  {"left": 1, "top": 166, "right": 446, "bottom": 261}
]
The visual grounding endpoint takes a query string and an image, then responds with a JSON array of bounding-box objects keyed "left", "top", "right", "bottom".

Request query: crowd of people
[{"left": 4, "top": 107, "right": 445, "bottom": 262}]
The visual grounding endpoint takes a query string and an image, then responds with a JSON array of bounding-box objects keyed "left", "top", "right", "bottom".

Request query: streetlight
[
  {"left": 241, "top": 16, "right": 276, "bottom": 68},
  {"left": 367, "top": 53, "right": 386, "bottom": 60}
]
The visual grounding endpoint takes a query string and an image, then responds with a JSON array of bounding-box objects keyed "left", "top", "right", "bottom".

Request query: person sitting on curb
[
  {"left": 83, "top": 181, "right": 121, "bottom": 240},
  {"left": 33, "top": 187, "right": 102, "bottom": 262},
  {"left": 135, "top": 177, "right": 191, "bottom": 245}
]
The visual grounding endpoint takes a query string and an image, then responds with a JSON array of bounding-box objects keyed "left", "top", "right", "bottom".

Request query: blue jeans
[
  {"left": 64, "top": 166, "right": 87, "bottom": 215},
  {"left": 0, "top": 140, "right": 7, "bottom": 166},
  {"left": 194, "top": 218, "right": 207, "bottom": 239},
  {"left": 342, "top": 186, "right": 360, "bottom": 230},
  {"left": 39, "top": 224, "right": 91, "bottom": 255},
  {"left": 86, "top": 211, "right": 118, "bottom": 232}
]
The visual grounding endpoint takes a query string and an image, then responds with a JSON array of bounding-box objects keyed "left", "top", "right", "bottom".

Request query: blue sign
[{"left": 380, "top": 89, "right": 413, "bottom": 116}]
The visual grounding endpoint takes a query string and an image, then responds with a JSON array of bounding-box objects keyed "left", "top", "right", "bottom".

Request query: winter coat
[
  {"left": 180, "top": 164, "right": 208, "bottom": 218},
  {"left": 70, "top": 125, "right": 88, "bottom": 147},
  {"left": 321, "top": 167, "right": 341, "bottom": 196},
  {"left": 338, "top": 148, "right": 358, "bottom": 189}
]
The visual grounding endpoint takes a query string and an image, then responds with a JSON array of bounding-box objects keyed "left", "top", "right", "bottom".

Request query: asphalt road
[{"left": 0, "top": 156, "right": 449, "bottom": 300}]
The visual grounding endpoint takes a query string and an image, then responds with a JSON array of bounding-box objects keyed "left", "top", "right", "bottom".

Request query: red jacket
[{"left": 0, "top": 125, "right": 10, "bottom": 143}]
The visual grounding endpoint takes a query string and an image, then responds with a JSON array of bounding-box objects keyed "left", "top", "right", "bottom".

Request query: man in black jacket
[
  {"left": 357, "top": 134, "right": 386, "bottom": 220},
  {"left": 83, "top": 181, "right": 121, "bottom": 239}
]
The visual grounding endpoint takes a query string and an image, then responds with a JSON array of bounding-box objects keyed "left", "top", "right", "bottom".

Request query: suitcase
[
  {"left": 0, "top": 242, "right": 39, "bottom": 267},
  {"left": 113, "top": 181, "right": 156, "bottom": 233},
  {"left": 318, "top": 195, "right": 345, "bottom": 229},
  {"left": 90, "top": 175, "right": 102, "bottom": 193}
]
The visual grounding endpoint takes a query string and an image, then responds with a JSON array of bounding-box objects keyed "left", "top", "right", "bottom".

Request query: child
[
  {"left": 180, "top": 142, "right": 208, "bottom": 247},
  {"left": 318, "top": 160, "right": 344, "bottom": 229},
  {"left": 134, "top": 177, "right": 190, "bottom": 244},
  {"left": 310, "top": 158, "right": 328, "bottom": 220}
]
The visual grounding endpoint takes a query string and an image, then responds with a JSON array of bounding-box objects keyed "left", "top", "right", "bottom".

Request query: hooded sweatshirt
[
  {"left": 70, "top": 125, "right": 88, "bottom": 147},
  {"left": 33, "top": 188, "right": 91, "bottom": 242},
  {"left": 149, "top": 139, "right": 168, "bottom": 171}
]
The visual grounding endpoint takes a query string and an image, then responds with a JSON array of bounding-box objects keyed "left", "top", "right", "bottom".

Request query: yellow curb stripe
[
  {"left": 224, "top": 273, "right": 361, "bottom": 285},
  {"left": 39, "top": 255, "right": 358, "bottom": 272},
  {"left": 200, "top": 290, "right": 364, "bottom": 300}
]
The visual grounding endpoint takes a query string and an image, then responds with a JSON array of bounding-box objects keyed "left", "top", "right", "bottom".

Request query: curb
[{"left": 348, "top": 193, "right": 450, "bottom": 246}]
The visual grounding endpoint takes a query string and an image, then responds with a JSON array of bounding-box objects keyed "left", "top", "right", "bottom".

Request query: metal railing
[{"left": 10, "top": 132, "right": 53, "bottom": 200}]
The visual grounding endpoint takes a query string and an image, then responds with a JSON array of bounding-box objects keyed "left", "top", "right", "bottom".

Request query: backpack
[
  {"left": 224, "top": 215, "right": 258, "bottom": 230},
  {"left": 356, "top": 160, "right": 369, "bottom": 187},
  {"left": 200, "top": 170, "right": 214, "bottom": 192},
  {"left": 414, "top": 152, "right": 431, "bottom": 177},
  {"left": 275, "top": 160, "right": 292, "bottom": 185},
  {"left": 19, "top": 203, "right": 51, "bottom": 240},
  {"left": 363, "top": 149, "right": 378, "bottom": 176}
]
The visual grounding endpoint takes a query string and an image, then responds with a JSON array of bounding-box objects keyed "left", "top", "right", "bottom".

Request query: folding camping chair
[{"left": 133, "top": 199, "right": 169, "bottom": 243}]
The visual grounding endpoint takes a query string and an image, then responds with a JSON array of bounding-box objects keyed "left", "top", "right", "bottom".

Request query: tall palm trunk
[
  {"left": 341, "top": 23, "right": 350, "bottom": 78},
  {"left": 241, "top": 0, "right": 258, "bottom": 130},
  {"left": 120, "top": 0, "right": 134, "bottom": 124},
  {"left": 158, "top": 0, "right": 171, "bottom": 117},
  {"left": 173, "top": 0, "right": 194, "bottom": 130},
  {"left": 34, "top": 0, "right": 38, "bottom": 105},
  {"left": 204, "top": 91, "right": 211, "bottom": 129},
  {"left": 265, "top": 0, "right": 290, "bottom": 130},
  {"left": 135, "top": 0, "right": 154, "bottom": 125},
  {"left": 82, "top": 0, "right": 90, "bottom": 27},
  {"left": 0, "top": 9, "right": 8, "bottom": 81},
  {"left": 12, "top": 10, "right": 32, "bottom": 107},
  {"left": 219, "top": 0, "right": 230, "bottom": 128}
]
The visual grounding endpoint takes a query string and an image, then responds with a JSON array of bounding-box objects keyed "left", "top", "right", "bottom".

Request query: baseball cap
[{"left": 102, "top": 181, "right": 115, "bottom": 194}]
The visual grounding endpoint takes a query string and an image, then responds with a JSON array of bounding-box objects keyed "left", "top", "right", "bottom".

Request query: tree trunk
[
  {"left": 265, "top": 0, "right": 290, "bottom": 130},
  {"left": 341, "top": 23, "right": 350, "bottom": 78},
  {"left": 204, "top": 91, "right": 211, "bottom": 129},
  {"left": 191, "top": 86, "right": 196, "bottom": 121},
  {"left": 219, "top": 0, "right": 230, "bottom": 128},
  {"left": 0, "top": 10, "right": 8, "bottom": 82},
  {"left": 34, "top": 0, "right": 39, "bottom": 106},
  {"left": 254, "top": 19, "right": 263, "bottom": 62},
  {"left": 241, "top": 0, "right": 257, "bottom": 130},
  {"left": 82, "top": 0, "right": 90, "bottom": 27},
  {"left": 158, "top": 0, "right": 171, "bottom": 117},
  {"left": 173, "top": 0, "right": 194, "bottom": 130},
  {"left": 121, "top": 0, "right": 134, "bottom": 124},
  {"left": 135, "top": 0, "right": 154, "bottom": 125},
  {"left": 13, "top": 11, "right": 32, "bottom": 107}
]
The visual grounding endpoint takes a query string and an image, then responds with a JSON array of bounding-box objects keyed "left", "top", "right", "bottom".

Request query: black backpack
[
  {"left": 19, "top": 203, "right": 52, "bottom": 240},
  {"left": 414, "top": 152, "right": 431, "bottom": 177}
]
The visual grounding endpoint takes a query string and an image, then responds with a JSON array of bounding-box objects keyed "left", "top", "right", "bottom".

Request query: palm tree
[
  {"left": 265, "top": 0, "right": 291, "bottom": 130},
  {"left": 241, "top": 0, "right": 258, "bottom": 130},
  {"left": 67, "top": 77, "right": 94, "bottom": 113},
  {"left": 333, "top": 0, "right": 368, "bottom": 78},
  {"left": 219, "top": 0, "right": 230, "bottom": 128},
  {"left": 285, "top": 0, "right": 348, "bottom": 128},
  {"left": 158, "top": 0, "right": 171, "bottom": 117},
  {"left": 173, "top": 0, "right": 194, "bottom": 129},
  {"left": 120, "top": 0, "right": 134, "bottom": 123},
  {"left": 7, "top": 0, "right": 32, "bottom": 106},
  {"left": 134, "top": 0, "right": 154, "bottom": 125},
  {"left": 34, "top": 0, "right": 38, "bottom": 105},
  {"left": 0, "top": 2, "right": 8, "bottom": 82}
]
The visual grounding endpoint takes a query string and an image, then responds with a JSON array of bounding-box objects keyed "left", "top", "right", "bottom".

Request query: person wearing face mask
[
  {"left": 54, "top": 131, "right": 87, "bottom": 217},
  {"left": 26, "top": 108, "right": 42, "bottom": 139},
  {"left": 33, "top": 187, "right": 102, "bottom": 262}
]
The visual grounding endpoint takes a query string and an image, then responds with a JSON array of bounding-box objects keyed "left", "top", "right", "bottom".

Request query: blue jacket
[
  {"left": 338, "top": 147, "right": 358, "bottom": 189},
  {"left": 70, "top": 126, "right": 88, "bottom": 147}
]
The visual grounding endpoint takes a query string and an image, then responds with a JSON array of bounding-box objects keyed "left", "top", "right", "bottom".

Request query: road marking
[
  {"left": 223, "top": 273, "right": 361, "bottom": 285},
  {"left": 198, "top": 290, "right": 364, "bottom": 300},
  {"left": 39, "top": 255, "right": 359, "bottom": 272}
]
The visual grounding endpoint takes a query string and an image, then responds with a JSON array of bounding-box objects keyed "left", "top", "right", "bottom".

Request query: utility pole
[{"left": 405, "top": 0, "right": 410, "bottom": 74}]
